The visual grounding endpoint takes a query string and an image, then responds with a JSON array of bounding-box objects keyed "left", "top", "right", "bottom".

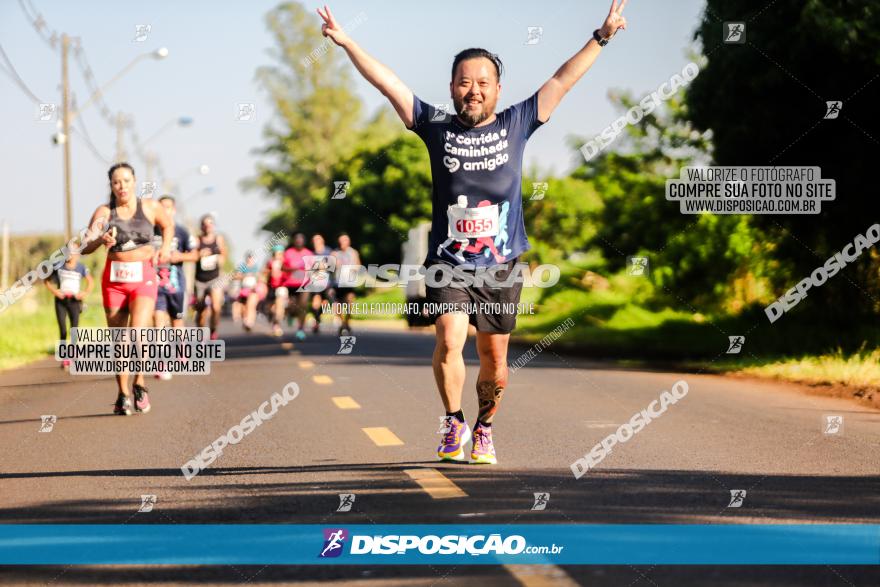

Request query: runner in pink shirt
[{"left": 282, "top": 232, "right": 313, "bottom": 341}]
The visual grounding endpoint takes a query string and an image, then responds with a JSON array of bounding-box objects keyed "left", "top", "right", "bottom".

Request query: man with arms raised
[{"left": 318, "top": 1, "right": 629, "bottom": 463}]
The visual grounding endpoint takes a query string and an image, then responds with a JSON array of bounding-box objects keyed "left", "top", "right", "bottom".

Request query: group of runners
[
  {"left": 49, "top": 161, "right": 361, "bottom": 416},
  {"left": 235, "top": 231, "right": 361, "bottom": 339},
  {"left": 46, "top": 0, "right": 629, "bottom": 467}
]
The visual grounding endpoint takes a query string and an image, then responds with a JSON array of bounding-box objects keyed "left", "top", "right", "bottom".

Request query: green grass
[
  {"left": 350, "top": 286, "right": 406, "bottom": 320},
  {"left": 690, "top": 349, "right": 880, "bottom": 390},
  {"left": 0, "top": 288, "right": 106, "bottom": 371},
  {"left": 513, "top": 268, "right": 879, "bottom": 391}
]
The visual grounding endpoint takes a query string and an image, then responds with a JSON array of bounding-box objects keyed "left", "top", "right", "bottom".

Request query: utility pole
[
  {"left": 61, "top": 34, "right": 73, "bottom": 241},
  {"left": 145, "top": 151, "right": 156, "bottom": 183},
  {"left": 1, "top": 220, "right": 9, "bottom": 291},
  {"left": 116, "top": 112, "right": 127, "bottom": 162}
]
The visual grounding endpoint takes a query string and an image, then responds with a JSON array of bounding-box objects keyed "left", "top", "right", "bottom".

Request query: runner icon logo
[
  {"left": 531, "top": 492, "right": 550, "bottom": 510},
  {"left": 133, "top": 24, "right": 151, "bottom": 42},
  {"left": 726, "top": 336, "right": 745, "bottom": 354},
  {"left": 337, "top": 494, "right": 355, "bottom": 512},
  {"left": 337, "top": 336, "right": 356, "bottom": 355},
  {"left": 627, "top": 256, "right": 649, "bottom": 276},
  {"left": 727, "top": 490, "right": 746, "bottom": 508},
  {"left": 140, "top": 181, "right": 157, "bottom": 198},
  {"left": 530, "top": 182, "right": 548, "bottom": 201},
  {"left": 824, "top": 101, "right": 842, "bottom": 120},
  {"left": 236, "top": 103, "right": 256, "bottom": 122},
  {"left": 39, "top": 415, "right": 57, "bottom": 433},
  {"left": 38, "top": 103, "right": 57, "bottom": 122},
  {"left": 823, "top": 415, "right": 843, "bottom": 435},
  {"left": 430, "top": 103, "right": 452, "bottom": 123},
  {"left": 319, "top": 528, "right": 348, "bottom": 558},
  {"left": 525, "top": 26, "right": 543, "bottom": 45},
  {"left": 138, "top": 494, "right": 157, "bottom": 512},
  {"left": 723, "top": 22, "right": 745, "bottom": 43},
  {"left": 332, "top": 181, "right": 350, "bottom": 200}
]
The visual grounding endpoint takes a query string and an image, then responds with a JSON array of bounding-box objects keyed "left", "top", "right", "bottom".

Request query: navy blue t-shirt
[
  {"left": 153, "top": 223, "right": 196, "bottom": 293},
  {"left": 409, "top": 92, "right": 544, "bottom": 266}
]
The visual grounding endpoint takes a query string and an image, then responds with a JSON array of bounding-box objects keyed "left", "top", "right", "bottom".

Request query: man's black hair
[{"left": 451, "top": 48, "right": 503, "bottom": 81}]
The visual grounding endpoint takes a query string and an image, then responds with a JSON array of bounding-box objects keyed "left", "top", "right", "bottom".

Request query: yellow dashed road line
[
  {"left": 332, "top": 396, "right": 361, "bottom": 410},
  {"left": 299, "top": 360, "right": 315, "bottom": 369},
  {"left": 312, "top": 374, "right": 333, "bottom": 385},
  {"left": 504, "top": 564, "right": 579, "bottom": 586},
  {"left": 362, "top": 427, "right": 404, "bottom": 446},
  {"left": 403, "top": 468, "right": 467, "bottom": 499}
]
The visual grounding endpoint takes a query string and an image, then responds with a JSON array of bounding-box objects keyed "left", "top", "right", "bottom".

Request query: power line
[
  {"left": 70, "top": 93, "right": 112, "bottom": 164},
  {"left": 0, "top": 44, "right": 44, "bottom": 103},
  {"left": 17, "top": 0, "right": 61, "bottom": 52},
  {"left": 70, "top": 39, "right": 116, "bottom": 127},
  {"left": 70, "top": 126, "right": 112, "bottom": 165}
]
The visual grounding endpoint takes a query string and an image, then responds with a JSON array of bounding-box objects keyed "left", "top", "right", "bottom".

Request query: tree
[
  {"left": 687, "top": 0, "right": 880, "bottom": 319},
  {"left": 249, "top": 2, "right": 363, "bottom": 236}
]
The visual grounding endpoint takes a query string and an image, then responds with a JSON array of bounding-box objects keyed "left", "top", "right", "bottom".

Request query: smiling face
[
  {"left": 111, "top": 167, "right": 136, "bottom": 205},
  {"left": 450, "top": 57, "right": 501, "bottom": 127}
]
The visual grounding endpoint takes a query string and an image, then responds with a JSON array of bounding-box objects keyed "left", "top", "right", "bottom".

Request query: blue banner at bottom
[{"left": 0, "top": 525, "right": 877, "bottom": 565}]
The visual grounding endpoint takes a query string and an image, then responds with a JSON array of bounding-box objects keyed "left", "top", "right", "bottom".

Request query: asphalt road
[{"left": 1, "top": 319, "right": 878, "bottom": 586}]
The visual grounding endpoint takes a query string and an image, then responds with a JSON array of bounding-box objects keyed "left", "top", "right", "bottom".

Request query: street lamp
[
  {"left": 162, "top": 163, "right": 210, "bottom": 195},
  {"left": 57, "top": 40, "right": 168, "bottom": 239}
]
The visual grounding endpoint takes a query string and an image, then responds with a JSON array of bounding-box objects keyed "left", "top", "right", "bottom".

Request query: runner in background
[
  {"left": 283, "top": 232, "right": 313, "bottom": 341},
  {"left": 193, "top": 214, "right": 227, "bottom": 340},
  {"left": 81, "top": 162, "right": 173, "bottom": 415},
  {"left": 152, "top": 195, "right": 199, "bottom": 380},
  {"left": 263, "top": 244, "right": 288, "bottom": 337},
  {"left": 43, "top": 252, "right": 94, "bottom": 370},
  {"left": 233, "top": 251, "right": 260, "bottom": 332},
  {"left": 308, "top": 233, "right": 334, "bottom": 334},
  {"left": 332, "top": 232, "right": 361, "bottom": 336}
]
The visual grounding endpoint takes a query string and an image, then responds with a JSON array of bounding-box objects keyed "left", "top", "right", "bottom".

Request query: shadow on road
[
  {"left": 2, "top": 564, "right": 877, "bottom": 586},
  {"left": 1, "top": 464, "right": 877, "bottom": 524}
]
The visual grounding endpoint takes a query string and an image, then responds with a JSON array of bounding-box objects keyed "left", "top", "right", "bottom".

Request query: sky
[{"left": 1, "top": 0, "right": 705, "bottom": 258}]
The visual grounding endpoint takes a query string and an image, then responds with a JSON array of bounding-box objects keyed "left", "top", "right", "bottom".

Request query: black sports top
[
  {"left": 108, "top": 198, "right": 154, "bottom": 253},
  {"left": 195, "top": 235, "right": 222, "bottom": 282}
]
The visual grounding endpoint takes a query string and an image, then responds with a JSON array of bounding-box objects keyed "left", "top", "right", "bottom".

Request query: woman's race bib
[
  {"left": 109, "top": 261, "right": 143, "bottom": 283},
  {"left": 58, "top": 270, "right": 82, "bottom": 294},
  {"left": 200, "top": 254, "right": 219, "bottom": 271},
  {"left": 447, "top": 204, "right": 500, "bottom": 239},
  {"left": 242, "top": 275, "right": 257, "bottom": 288}
]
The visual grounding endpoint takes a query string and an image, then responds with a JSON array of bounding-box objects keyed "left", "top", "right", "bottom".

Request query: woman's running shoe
[
  {"left": 470, "top": 423, "right": 497, "bottom": 464},
  {"left": 295, "top": 329, "right": 306, "bottom": 341},
  {"left": 113, "top": 394, "right": 133, "bottom": 416},
  {"left": 272, "top": 325, "right": 283, "bottom": 337},
  {"left": 437, "top": 415, "right": 471, "bottom": 461},
  {"left": 133, "top": 384, "right": 151, "bottom": 413}
]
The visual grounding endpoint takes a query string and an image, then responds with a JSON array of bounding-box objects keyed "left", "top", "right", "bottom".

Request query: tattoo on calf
[{"left": 477, "top": 380, "right": 505, "bottom": 424}]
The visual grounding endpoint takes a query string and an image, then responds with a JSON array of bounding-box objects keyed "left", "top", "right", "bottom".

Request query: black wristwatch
[{"left": 593, "top": 28, "right": 610, "bottom": 46}]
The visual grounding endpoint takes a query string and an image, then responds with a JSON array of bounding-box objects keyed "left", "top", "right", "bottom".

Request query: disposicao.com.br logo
[{"left": 317, "top": 528, "right": 563, "bottom": 558}]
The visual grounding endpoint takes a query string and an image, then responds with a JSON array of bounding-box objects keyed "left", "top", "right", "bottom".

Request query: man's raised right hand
[{"left": 317, "top": 5, "right": 349, "bottom": 47}]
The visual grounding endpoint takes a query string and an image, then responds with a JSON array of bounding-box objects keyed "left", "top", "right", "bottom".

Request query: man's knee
[{"left": 435, "top": 334, "right": 465, "bottom": 358}]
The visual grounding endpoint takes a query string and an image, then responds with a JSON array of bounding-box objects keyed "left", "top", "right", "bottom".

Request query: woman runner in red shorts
[{"left": 81, "top": 163, "right": 173, "bottom": 415}]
